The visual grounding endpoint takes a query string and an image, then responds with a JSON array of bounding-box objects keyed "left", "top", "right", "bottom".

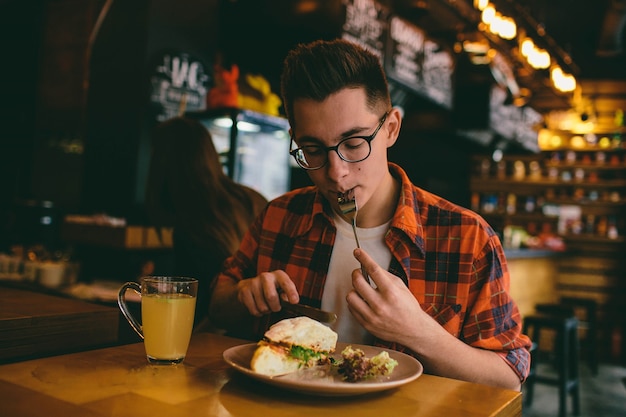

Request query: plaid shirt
[{"left": 217, "top": 163, "right": 532, "bottom": 382}]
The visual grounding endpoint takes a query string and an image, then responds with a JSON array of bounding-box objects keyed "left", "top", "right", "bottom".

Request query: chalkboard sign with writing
[
  {"left": 385, "top": 15, "right": 454, "bottom": 109},
  {"left": 149, "top": 51, "right": 211, "bottom": 122},
  {"left": 384, "top": 16, "right": 425, "bottom": 91},
  {"left": 421, "top": 39, "right": 454, "bottom": 109},
  {"left": 341, "top": 0, "right": 389, "bottom": 60}
]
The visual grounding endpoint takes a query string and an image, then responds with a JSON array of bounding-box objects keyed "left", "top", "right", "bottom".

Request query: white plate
[{"left": 222, "top": 342, "right": 423, "bottom": 396}]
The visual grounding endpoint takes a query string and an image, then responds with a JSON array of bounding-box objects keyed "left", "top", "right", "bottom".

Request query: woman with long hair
[{"left": 145, "top": 116, "right": 268, "bottom": 329}]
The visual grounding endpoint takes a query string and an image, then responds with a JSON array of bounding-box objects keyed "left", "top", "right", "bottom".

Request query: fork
[{"left": 338, "top": 190, "right": 371, "bottom": 285}]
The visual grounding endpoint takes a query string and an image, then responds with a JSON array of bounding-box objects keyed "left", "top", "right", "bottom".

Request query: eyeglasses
[{"left": 289, "top": 111, "right": 389, "bottom": 170}]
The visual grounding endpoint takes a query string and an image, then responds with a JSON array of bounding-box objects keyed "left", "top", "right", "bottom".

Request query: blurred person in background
[{"left": 145, "top": 117, "right": 267, "bottom": 330}]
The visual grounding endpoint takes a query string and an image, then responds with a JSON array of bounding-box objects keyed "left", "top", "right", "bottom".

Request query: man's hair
[{"left": 280, "top": 39, "right": 391, "bottom": 128}]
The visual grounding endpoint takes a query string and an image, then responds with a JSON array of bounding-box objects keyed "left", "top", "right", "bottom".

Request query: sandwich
[{"left": 250, "top": 316, "right": 338, "bottom": 376}]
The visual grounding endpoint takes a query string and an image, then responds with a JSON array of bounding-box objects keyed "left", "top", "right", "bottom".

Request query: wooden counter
[
  {"left": 507, "top": 253, "right": 560, "bottom": 318},
  {"left": 0, "top": 332, "right": 522, "bottom": 417},
  {"left": 0, "top": 286, "right": 119, "bottom": 363}
]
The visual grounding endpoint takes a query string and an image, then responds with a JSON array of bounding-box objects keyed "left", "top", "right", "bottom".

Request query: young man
[{"left": 209, "top": 39, "right": 531, "bottom": 390}]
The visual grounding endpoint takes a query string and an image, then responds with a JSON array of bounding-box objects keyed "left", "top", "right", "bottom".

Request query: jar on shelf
[
  {"left": 607, "top": 217, "right": 619, "bottom": 239},
  {"left": 574, "top": 168, "right": 585, "bottom": 181},
  {"left": 610, "top": 154, "right": 621, "bottom": 166},
  {"left": 471, "top": 192, "right": 480, "bottom": 211},
  {"left": 480, "top": 158, "right": 491, "bottom": 178},
  {"left": 596, "top": 216, "right": 608, "bottom": 236},
  {"left": 506, "top": 193, "right": 517, "bottom": 214},
  {"left": 585, "top": 214, "right": 596, "bottom": 234},
  {"left": 528, "top": 161, "right": 542, "bottom": 179},
  {"left": 561, "top": 170, "right": 572, "bottom": 181},
  {"left": 496, "top": 160, "right": 506, "bottom": 179},
  {"left": 482, "top": 194, "right": 498, "bottom": 213},
  {"left": 548, "top": 166, "right": 559, "bottom": 179},
  {"left": 512, "top": 160, "right": 525, "bottom": 180}
]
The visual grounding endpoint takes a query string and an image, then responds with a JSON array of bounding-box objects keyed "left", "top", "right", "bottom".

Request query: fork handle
[
  {"left": 351, "top": 221, "right": 373, "bottom": 286},
  {"left": 350, "top": 221, "right": 361, "bottom": 249}
]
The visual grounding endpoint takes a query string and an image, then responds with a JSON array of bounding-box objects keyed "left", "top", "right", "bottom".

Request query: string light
[
  {"left": 551, "top": 66, "right": 577, "bottom": 92},
  {"left": 519, "top": 37, "right": 551, "bottom": 69},
  {"left": 472, "top": 1, "right": 576, "bottom": 95}
]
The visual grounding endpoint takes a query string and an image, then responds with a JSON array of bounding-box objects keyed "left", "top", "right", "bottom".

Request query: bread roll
[
  {"left": 250, "top": 342, "right": 301, "bottom": 376},
  {"left": 250, "top": 316, "right": 338, "bottom": 376},
  {"left": 264, "top": 316, "right": 338, "bottom": 352}
]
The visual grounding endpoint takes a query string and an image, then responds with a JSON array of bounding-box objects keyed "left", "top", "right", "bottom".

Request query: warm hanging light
[
  {"left": 551, "top": 66, "right": 577, "bottom": 92},
  {"left": 474, "top": 0, "right": 489, "bottom": 11},
  {"left": 496, "top": 16, "right": 517, "bottom": 40},
  {"left": 479, "top": 4, "right": 516, "bottom": 41},
  {"left": 520, "top": 38, "right": 535, "bottom": 57},
  {"left": 532, "top": 49, "right": 551, "bottom": 69},
  {"left": 481, "top": 4, "right": 496, "bottom": 25},
  {"left": 473, "top": 1, "right": 577, "bottom": 97},
  {"left": 519, "top": 37, "right": 551, "bottom": 69}
]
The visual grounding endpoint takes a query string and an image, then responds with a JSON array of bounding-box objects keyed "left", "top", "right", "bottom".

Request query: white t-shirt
[{"left": 321, "top": 213, "right": 392, "bottom": 344}]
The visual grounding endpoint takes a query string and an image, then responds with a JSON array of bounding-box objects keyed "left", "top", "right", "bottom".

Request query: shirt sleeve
[{"left": 463, "top": 234, "right": 533, "bottom": 382}]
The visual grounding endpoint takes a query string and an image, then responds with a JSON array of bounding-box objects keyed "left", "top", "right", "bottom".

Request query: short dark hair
[{"left": 280, "top": 39, "right": 391, "bottom": 128}]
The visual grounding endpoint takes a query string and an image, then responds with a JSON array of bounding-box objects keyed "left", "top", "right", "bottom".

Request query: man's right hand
[{"left": 236, "top": 270, "right": 300, "bottom": 317}]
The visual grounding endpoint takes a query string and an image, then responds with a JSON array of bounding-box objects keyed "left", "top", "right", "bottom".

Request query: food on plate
[
  {"left": 335, "top": 345, "right": 398, "bottom": 382},
  {"left": 250, "top": 316, "right": 338, "bottom": 376}
]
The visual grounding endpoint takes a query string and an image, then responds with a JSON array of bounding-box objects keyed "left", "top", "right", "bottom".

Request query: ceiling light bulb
[
  {"left": 474, "top": 0, "right": 489, "bottom": 11},
  {"left": 481, "top": 5, "right": 496, "bottom": 25}
]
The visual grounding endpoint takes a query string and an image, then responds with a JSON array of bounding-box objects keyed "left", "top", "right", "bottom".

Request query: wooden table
[
  {"left": 0, "top": 332, "right": 522, "bottom": 417},
  {"left": 0, "top": 286, "right": 119, "bottom": 363}
]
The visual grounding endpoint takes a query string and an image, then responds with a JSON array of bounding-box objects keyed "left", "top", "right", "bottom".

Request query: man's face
[{"left": 290, "top": 88, "right": 396, "bottom": 220}]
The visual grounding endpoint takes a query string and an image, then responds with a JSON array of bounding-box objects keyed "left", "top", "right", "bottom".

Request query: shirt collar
[
  {"left": 388, "top": 162, "right": 425, "bottom": 253},
  {"left": 291, "top": 163, "right": 426, "bottom": 254}
]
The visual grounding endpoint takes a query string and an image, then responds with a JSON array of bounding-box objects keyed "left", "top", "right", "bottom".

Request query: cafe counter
[
  {"left": 0, "top": 332, "right": 522, "bottom": 417},
  {"left": 505, "top": 249, "right": 562, "bottom": 318},
  {"left": 0, "top": 286, "right": 120, "bottom": 363}
]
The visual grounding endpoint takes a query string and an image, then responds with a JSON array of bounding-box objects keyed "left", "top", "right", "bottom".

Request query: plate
[{"left": 222, "top": 342, "right": 423, "bottom": 396}]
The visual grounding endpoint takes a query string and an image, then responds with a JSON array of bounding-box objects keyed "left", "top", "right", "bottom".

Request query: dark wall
[
  {"left": 0, "top": 2, "right": 43, "bottom": 207},
  {"left": 388, "top": 107, "right": 485, "bottom": 209},
  {"left": 81, "top": 0, "right": 222, "bottom": 219}
]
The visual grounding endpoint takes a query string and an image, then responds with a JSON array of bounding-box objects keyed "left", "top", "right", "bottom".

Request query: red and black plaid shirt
[{"left": 217, "top": 163, "right": 532, "bottom": 382}]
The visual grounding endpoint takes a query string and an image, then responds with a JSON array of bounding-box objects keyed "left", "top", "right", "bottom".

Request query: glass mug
[{"left": 118, "top": 276, "right": 198, "bottom": 365}]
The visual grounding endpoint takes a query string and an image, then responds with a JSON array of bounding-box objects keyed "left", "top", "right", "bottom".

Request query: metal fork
[{"left": 338, "top": 190, "right": 371, "bottom": 285}]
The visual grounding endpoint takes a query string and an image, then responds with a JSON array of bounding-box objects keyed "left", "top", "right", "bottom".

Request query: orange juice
[{"left": 141, "top": 293, "right": 196, "bottom": 362}]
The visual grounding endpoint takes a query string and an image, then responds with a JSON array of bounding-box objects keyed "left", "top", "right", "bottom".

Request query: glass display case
[{"left": 186, "top": 108, "right": 292, "bottom": 200}]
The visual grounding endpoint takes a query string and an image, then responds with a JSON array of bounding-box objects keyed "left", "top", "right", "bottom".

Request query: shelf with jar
[{"left": 470, "top": 151, "right": 626, "bottom": 249}]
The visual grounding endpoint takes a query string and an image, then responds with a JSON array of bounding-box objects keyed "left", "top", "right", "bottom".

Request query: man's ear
[{"left": 385, "top": 107, "right": 403, "bottom": 147}]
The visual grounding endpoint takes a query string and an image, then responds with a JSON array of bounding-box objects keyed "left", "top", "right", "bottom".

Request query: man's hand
[
  {"left": 236, "top": 270, "right": 300, "bottom": 317},
  {"left": 346, "top": 248, "right": 426, "bottom": 346}
]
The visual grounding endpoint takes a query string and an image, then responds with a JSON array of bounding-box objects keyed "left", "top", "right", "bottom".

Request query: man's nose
[{"left": 325, "top": 149, "right": 349, "bottom": 179}]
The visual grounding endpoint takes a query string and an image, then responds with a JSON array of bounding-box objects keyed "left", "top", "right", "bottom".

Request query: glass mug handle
[{"left": 117, "top": 282, "right": 144, "bottom": 340}]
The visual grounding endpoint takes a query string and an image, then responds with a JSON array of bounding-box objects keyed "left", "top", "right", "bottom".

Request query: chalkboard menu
[
  {"left": 341, "top": 0, "right": 389, "bottom": 60},
  {"left": 421, "top": 39, "right": 454, "bottom": 109},
  {"left": 342, "top": 0, "right": 454, "bottom": 110},
  {"left": 149, "top": 51, "right": 211, "bottom": 122},
  {"left": 384, "top": 16, "right": 425, "bottom": 91},
  {"left": 490, "top": 86, "right": 541, "bottom": 151},
  {"left": 384, "top": 16, "right": 454, "bottom": 109}
]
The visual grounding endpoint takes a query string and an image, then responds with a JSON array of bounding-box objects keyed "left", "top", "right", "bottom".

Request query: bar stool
[
  {"left": 536, "top": 297, "right": 598, "bottom": 375},
  {"left": 562, "top": 297, "right": 598, "bottom": 375},
  {"left": 523, "top": 312, "right": 581, "bottom": 417}
]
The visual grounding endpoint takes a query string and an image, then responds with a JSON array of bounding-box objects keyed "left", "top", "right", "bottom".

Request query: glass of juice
[{"left": 118, "top": 276, "right": 198, "bottom": 365}]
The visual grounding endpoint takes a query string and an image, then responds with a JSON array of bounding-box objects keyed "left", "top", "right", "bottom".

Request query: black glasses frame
[{"left": 289, "top": 111, "right": 390, "bottom": 170}]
